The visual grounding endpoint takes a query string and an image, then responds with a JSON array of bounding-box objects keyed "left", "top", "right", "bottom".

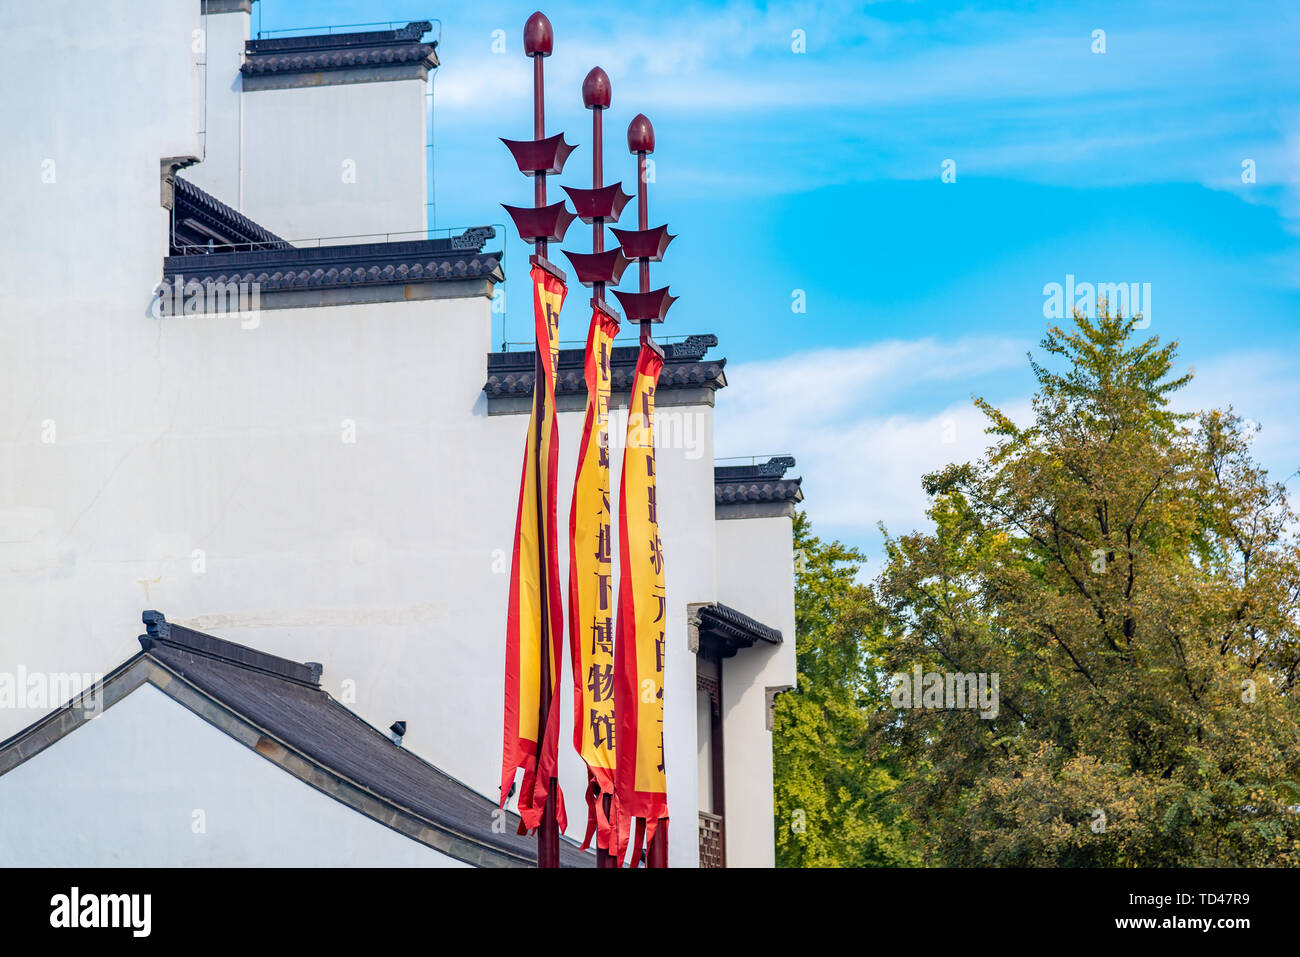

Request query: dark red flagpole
[
  {"left": 636, "top": 116, "right": 670, "bottom": 868},
  {"left": 635, "top": 140, "right": 650, "bottom": 345},
  {"left": 590, "top": 77, "right": 615, "bottom": 869},
  {"left": 498, "top": 10, "right": 580, "bottom": 869},
  {"left": 561, "top": 69, "right": 631, "bottom": 317},
  {"left": 528, "top": 11, "right": 559, "bottom": 870},
  {"left": 612, "top": 114, "right": 675, "bottom": 344},
  {"left": 612, "top": 113, "right": 674, "bottom": 868},
  {"left": 560, "top": 66, "right": 631, "bottom": 868}
]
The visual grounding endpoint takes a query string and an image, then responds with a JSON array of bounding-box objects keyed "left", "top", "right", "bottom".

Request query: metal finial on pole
[
  {"left": 612, "top": 113, "right": 675, "bottom": 348},
  {"left": 526, "top": 13, "right": 550, "bottom": 258},
  {"left": 562, "top": 68, "right": 631, "bottom": 318},
  {"left": 502, "top": 12, "right": 576, "bottom": 276}
]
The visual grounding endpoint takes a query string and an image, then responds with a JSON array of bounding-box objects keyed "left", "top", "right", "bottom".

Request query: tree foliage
[
  {"left": 773, "top": 512, "right": 919, "bottom": 867},
  {"left": 871, "top": 309, "right": 1300, "bottom": 865}
]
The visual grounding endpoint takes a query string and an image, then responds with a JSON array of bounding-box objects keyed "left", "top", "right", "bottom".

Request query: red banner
[
  {"left": 500, "top": 265, "right": 568, "bottom": 835},
  {"left": 568, "top": 306, "right": 622, "bottom": 854},
  {"left": 613, "top": 342, "right": 669, "bottom": 866}
]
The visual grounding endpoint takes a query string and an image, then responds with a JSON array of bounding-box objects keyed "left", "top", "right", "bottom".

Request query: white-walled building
[{"left": 0, "top": 0, "right": 802, "bottom": 868}]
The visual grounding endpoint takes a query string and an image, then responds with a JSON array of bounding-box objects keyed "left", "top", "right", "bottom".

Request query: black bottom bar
[{"left": 3, "top": 866, "right": 1280, "bottom": 942}]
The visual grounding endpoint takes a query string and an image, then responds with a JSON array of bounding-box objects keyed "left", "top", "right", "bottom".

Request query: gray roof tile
[
  {"left": 136, "top": 614, "right": 590, "bottom": 866},
  {"left": 242, "top": 21, "right": 438, "bottom": 77},
  {"left": 485, "top": 334, "right": 726, "bottom": 398},
  {"left": 715, "top": 456, "right": 804, "bottom": 505}
]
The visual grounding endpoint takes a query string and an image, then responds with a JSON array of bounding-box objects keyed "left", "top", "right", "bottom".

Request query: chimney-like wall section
[
  {"left": 183, "top": 1, "right": 251, "bottom": 207},
  {"left": 237, "top": 22, "right": 436, "bottom": 244}
]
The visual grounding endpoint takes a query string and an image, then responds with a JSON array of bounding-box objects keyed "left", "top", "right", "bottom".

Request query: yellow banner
[
  {"left": 615, "top": 343, "right": 668, "bottom": 822},
  {"left": 570, "top": 309, "right": 621, "bottom": 779},
  {"left": 500, "top": 264, "right": 567, "bottom": 834}
]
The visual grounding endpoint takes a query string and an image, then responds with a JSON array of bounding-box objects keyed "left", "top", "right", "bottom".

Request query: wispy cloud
[
  {"left": 422, "top": 0, "right": 1300, "bottom": 275},
  {"left": 717, "top": 336, "right": 1300, "bottom": 555},
  {"left": 715, "top": 337, "right": 1030, "bottom": 545},
  {"left": 1179, "top": 350, "right": 1300, "bottom": 483}
]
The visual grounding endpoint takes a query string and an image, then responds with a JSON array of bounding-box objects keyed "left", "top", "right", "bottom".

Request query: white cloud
[
  {"left": 1179, "top": 350, "right": 1300, "bottom": 485},
  {"left": 435, "top": 6, "right": 1295, "bottom": 118},
  {"left": 792, "top": 400, "right": 1032, "bottom": 535},
  {"left": 715, "top": 337, "right": 1030, "bottom": 542},
  {"left": 715, "top": 338, "right": 1300, "bottom": 554},
  {"left": 428, "top": 1, "right": 1300, "bottom": 214}
]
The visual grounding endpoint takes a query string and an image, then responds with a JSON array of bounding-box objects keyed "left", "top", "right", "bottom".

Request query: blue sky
[{"left": 261, "top": 0, "right": 1300, "bottom": 563}]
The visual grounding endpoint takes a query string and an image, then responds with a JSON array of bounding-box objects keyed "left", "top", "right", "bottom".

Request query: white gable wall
[
  {"left": 0, "top": 683, "right": 463, "bottom": 866},
  {"left": 715, "top": 514, "right": 797, "bottom": 867},
  {"left": 0, "top": 280, "right": 712, "bottom": 866}
]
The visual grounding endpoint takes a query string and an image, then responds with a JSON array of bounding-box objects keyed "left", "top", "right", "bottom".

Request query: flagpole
[
  {"left": 632, "top": 115, "right": 669, "bottom": 869},
  {"left": 613, "top": 114, "right": 674, "bottom": 349},
  {"left": 613, "top": 114, "right": 674, "bottom": 868},
  {"left": 525, "top": 11, "right": 561, "bottom": 870},
  {"left": 635, "top": 148, "right": 650, "bottom": 346},
  {"left": 587, "top": 70, "right": 613, "bottom": 869},
  {"left": 560, "top": 66, "right": 633, "bottom": 869},
  {"left": 500, "top": 8, "right": 578, "bottom": 870}
]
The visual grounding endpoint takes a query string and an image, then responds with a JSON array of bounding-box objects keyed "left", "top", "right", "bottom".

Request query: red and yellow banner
[
  {"left": 501, "top": 264, "right": 568, "bottom": 835},
  {"left": 568, "top": 305, "right": 622, "bottom": 854},
  {"left": 613, "top": 342, "right": 669, "bottom": 866}
]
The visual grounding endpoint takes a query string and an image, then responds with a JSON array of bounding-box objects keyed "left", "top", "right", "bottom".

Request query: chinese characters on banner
[
  {"left": 613, "top": 342, "right": 669, "bottom": 866},
  {"left": 500, "top": 265, "right": 569, "bottom": 835},
  {"left": 568, "top": 307, "right": 622, "bottom": 854}
]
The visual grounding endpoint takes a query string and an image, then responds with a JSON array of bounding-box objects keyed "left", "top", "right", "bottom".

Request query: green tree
[
  {"left": 773, "top": 511, "right": 919, "bottom": 867},
  {"left": 873, "top": 309, "right": 1300, "bottom": 865}
]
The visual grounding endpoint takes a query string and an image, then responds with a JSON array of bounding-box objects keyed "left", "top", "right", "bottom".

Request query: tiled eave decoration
[
  {"left": 162, "top": 229, "right": 502, "bottom": 312},
  {"left": 694, "top": 602, "right": 782, "bottom": 660},
  {"left": 484, "top": 334, "right": 727, "bottom": 414},
  {"left": 172, "top": 175, "right": 291, "bottom": 252},
  {"left": 242, "top": 21, "right": 439, "bottom": 89},
  {"left": 715, "top": 455, "right": 804, "bottom": 520}
]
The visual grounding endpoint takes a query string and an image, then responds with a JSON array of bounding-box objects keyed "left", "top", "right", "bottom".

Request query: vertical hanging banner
[
  {"left": 569, "top": 306, "right": 622, "bottom": 853},
  {"left": 501, "top": 264, "right": 568, "bottom": 835},
  {"left": 613, "top": 342, "right": 668, "bottom": 866}
]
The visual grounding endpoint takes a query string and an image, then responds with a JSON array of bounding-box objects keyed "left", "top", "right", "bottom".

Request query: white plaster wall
[
  {"left": 241, "top": 79, "right": 428, "bottom": 242},
  {"left": 0, "top": 284, "right": 713, "bottom": 865},
  {"left": 697, "top": 688, "right": 714, "bottom": 811},
  {"left": 183, "top": 5, "right": 249, "bottom": 205},
  {"left": 636, "top": 399, "right": 714, "bottom": 867},
  {"left": 715, "top": 515, "right": 797, "bottom": 867},
  {"left": 0, "top": 0, "right": 718, "bottom": 868},
  {"left": 0, "top": 0, "right": 202, "bottom": 718},
  {"left": 0, "top": 0, "right": 200, "bottom": 298},
  {"left": 0, "top": 683, "right": 463, "bottom": 866}
]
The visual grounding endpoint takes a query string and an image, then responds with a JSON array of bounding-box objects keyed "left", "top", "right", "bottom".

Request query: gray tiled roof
[
  {"left": 137, "top": 614, "right": 590, "bottom": 867},
  {"left": 696, "top": 602, "right": 782, "bottom": 659},
  {"left": 164, "top": 239, "right": 502, "bottom": 292},
  {"left": 163, "top": 177, "right": 501, "bottom": 298},
  {"left": 172, "top": 175, "right": 291, "bottom": 252},
  {"left": 242, "top": 21, "right": 438, "bottom": 77},
  {"left": 701, "top": 602, "right": 783, "bottom": 645},
  {"left": 484, "top": 334, "right": 727, "bottom": 398},
  {"left": 715, "top": 456, "right": 804, "bottom": 506},
  {"left": 0, "top": 612, "right": 591, "bottom": 868}
]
